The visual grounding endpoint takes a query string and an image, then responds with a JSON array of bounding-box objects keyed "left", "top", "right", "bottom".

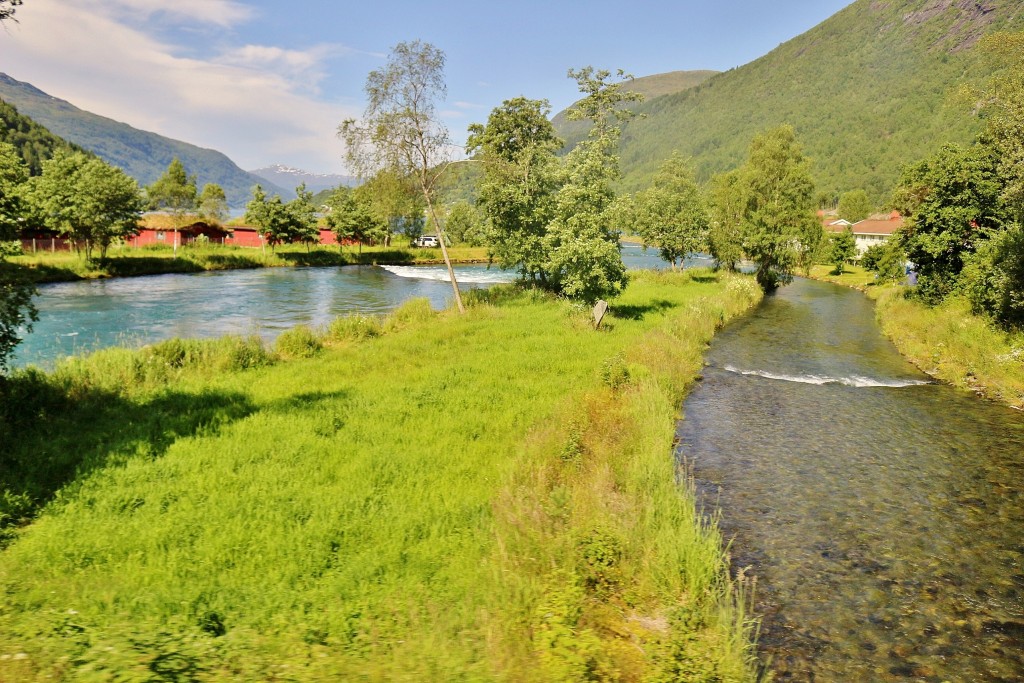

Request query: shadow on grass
[
  {"left": 97, "top": 257, "right": 206, "bottom": 278},
  {"left": 0, "top": 371, "right": 256, "bottom": 541},
  {"left": 197, "top": 253, "right": 265, "bottom": 270},
  {"left": 610, "top": 299, "right": 677, "bottom": 321},
  {"left": 1, "top": 259, "right": 86, "bottom": 284}
]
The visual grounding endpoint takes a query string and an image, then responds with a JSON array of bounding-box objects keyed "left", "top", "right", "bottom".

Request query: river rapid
[{"left": 676, "top": 277, "right": 1024, "bottom": 681}]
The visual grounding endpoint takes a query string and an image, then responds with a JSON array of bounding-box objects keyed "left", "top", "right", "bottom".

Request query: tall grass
[
  {"left": 0, "top": 270, "right": 763, "bottom": 680},
  {"left": 872, "top": 288, "right": 1024, "bottom": 409}
]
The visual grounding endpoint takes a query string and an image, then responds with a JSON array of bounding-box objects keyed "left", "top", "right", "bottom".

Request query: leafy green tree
[
  {"left": 353, "top": 171, "right": 423, "bottom": 246},
  {"left": 197, "top": 183, "right": 229, "bottom": 224},
  {"left": 443, "top": 200, "right": 486, "bottom": 246},
  {"left": 837, "top": 189, "right": 872, "bottom": 223},
  {"left": 288, "top": 184, "right": 320, "bottom": 250},
  {"left": 707, "top": 170, "right": 747, "bottom": 271},
  {"left": 340, "top": 40, "right": 464, "bottom": 312},
  {"left": 0, "top": 142, "right": 28, "bottom": 241},
  {"left": 467, "top": 97, "right": 562, "bottom": 282},
  {"left": 27, "top": 150, "right": 142, "bottom": 260},
  {"left": 740, "top": 126, "right": 818, "bottom": 291},
  {"left": 324, "top": 187, "right": 386, "bottom": 254},
  {"left": 147, "top": 158, "right": 198, "bottom": 255},
  {"left": 0, "top": 141, "right": 36, "bottom": 374},
  {"left": 541, "top": 68, "right": 641, "bottom": 304},
  {"left": 961, "top": 222, "right": 1024, "bottom": 327},
  {"left": 629, "top": 153, "right": 708, "bottom": 270},
  {"left": 892, "top": 143, "right": 1005, "bottom": 303},
  {"left": 244, "top": 185, "right": 292, "bottom": 252},
  {"left": 827, "top": 228, "right": 857, "bottom": 274}
]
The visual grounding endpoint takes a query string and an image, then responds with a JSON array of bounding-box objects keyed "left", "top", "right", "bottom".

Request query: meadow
[
  {"left": 0, "top": 269, "right": 763, "bottom": 681},
  {"left": 3, "top": 243, "right": 490, "bottom": 283}
]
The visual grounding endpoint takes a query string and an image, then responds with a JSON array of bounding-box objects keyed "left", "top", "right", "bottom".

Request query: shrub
[
  {"left": 327, "top": 314, "right": 383, "bottom": 342},
  {"left": 274, "top": 325, "right": 322, "bottom": 359}
]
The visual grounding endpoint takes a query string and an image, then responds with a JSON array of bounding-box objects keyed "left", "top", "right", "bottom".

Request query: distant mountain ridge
[
  {"left": 593, "top": 0, "right": 1024, "bottom": 201},
  {"left": 0, "top": 73, "right": 287, "bottom": 208},
  {"left": 249, "top": 164, "right": 357, "bottom": 194}
]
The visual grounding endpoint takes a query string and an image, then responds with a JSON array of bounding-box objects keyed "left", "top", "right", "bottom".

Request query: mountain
[
  {"left": 552, "top": 70, "right": 718, "bottom": 150},
  {"left": 0, "top": 73, "right": 287, "bottom": 208},
  {"left": 249, "top": 164, "right": 358, "bottom": 195},
  {"left": 557, "top": 0, "right": 1024, "bottom": 203},
  {"left": 0, "top": 98, "right": 87, "bottom": 175}
]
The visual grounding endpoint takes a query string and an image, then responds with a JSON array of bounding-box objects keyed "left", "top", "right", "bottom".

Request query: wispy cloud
[{"left": 1, "top": 0, "right": 359, "bottom": 172}]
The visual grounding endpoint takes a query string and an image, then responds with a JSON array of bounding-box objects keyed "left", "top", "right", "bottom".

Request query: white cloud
[
  {"left": 102, "top": 0, "right": 255, "bottom": 28},
  {"left": 0, "top": 0, "right": 359, "bottom": 173}
]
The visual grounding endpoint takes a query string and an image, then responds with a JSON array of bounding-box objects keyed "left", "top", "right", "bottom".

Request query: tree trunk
[{"left": 425, "top": 196, "right": 464, "bottom": 314}]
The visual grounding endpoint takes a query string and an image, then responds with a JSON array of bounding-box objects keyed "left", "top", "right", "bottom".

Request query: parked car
[{"left": 414, "top": 235, "right": 440, "bottom": 248}]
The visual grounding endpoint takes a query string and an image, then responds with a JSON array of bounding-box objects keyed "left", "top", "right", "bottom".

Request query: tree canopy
[{"left": 340, "top": 40, "right": 464, "bottom": 312}]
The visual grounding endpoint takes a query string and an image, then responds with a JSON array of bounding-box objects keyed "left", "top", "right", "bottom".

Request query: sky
[{"left": 1, "top": 0, "right": 853, "bottom": 175}]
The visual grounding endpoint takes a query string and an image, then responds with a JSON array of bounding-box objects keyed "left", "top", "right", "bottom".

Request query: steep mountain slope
[
  {"left": 552, "top": 70, "right": 718, "bottom": 148},
  {"left": 0, "top": 74, "right": 287, "bottom": 207},
  {"left": 0, "top": 98, "right": 87, "bottom": 175},
  {"left": 599, "top": 0, "right": 1024, "bottom": 202}
]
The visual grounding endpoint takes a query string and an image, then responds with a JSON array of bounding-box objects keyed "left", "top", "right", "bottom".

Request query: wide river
[
  {"left": 13, "top": 245, "right": 694, "bottom": 368},
  {"left": 676, "top": 277, "right": 1024, "bottom": 681}
]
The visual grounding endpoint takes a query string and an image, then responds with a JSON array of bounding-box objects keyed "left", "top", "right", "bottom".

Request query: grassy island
[{"left": 0, "top": 269, "right": 763, "bottom": 681}]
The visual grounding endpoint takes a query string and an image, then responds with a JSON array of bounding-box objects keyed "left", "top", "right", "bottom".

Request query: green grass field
[
  {"left": 4, "top": 243, "right": 491, "bottom": 283},
  {"left": 0, "top": 270, "right": 763, "bottom": 681}
]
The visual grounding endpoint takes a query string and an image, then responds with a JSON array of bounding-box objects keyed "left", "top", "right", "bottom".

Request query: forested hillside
[
  {"left": 590, "top": 0, "right": 1024, "bottom": 202},
  {"left": 552, "top": 70, "right": 718, "bottom": 150},
  {"left": 0, "top": 98, "right": 86, "bottom": 175},
  {"left": 0, "top": 74, "right": 286, "bottom": 207}
]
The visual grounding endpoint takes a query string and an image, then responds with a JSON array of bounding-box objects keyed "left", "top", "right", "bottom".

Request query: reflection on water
[{"left": 677, "top": 278, "right": 1024, "bottom": 682}]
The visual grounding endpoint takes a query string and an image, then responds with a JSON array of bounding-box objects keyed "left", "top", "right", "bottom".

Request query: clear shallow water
[
  {"left": 13, "top": 264, "right": 513, "bottom": 368},
  {"left": 14, "top": 248, "right": 696, "bottom": 369},
  {"left": 676, "top": 278, "right": 1024, "bottom": 681}
]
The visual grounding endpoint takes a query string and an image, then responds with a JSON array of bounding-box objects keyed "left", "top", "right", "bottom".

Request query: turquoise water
[
  {"left": 14, "top": 248, "right": 704, "bottom": 369},
  {"left": 677, "top": 278, "right": 1024, "bottom": 681}
]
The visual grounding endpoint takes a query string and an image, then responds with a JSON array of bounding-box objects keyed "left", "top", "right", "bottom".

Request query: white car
[{"left": 414, "top": 235, "right": 440, "bottom": 247}]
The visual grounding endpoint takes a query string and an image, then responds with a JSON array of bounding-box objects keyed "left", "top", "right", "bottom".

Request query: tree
[
  {"left": 540, "top": 68, "right": 640, "bottom": 304},
  {"left": 467, "top": 97, "right": 563, "bottom": 282},
  {"left": 147, "top": 158, "right": 197, "bottom": 255},
  {"left": 197, "top": 183, "right": 229, "bottom": 224},
  {"left": 707, "top": 170, "right": 747, "bottom": 271},
  {"left": 443, "top": 200, "right": 486, "bottom": 246},
  {"left": 0, "top": 141, "right": 35, "bottom": 374},
  {"left": 323, "top": 187, "right": 387, "bottom": 254},
  {"left": 629, "top": 153, "right": 708, "bottom": 270},
  {"left": 837, "top": 189, "right": 872, "bottom": 223},
  {"left": 340, "top": 40, "right": 465, "bottom": 313},
  {"left": 0, "top": 142, "right": 28, "bottom": 241},
  {"left": 288, "top": 184, "right": 320, "bottom": 250},
  {"left": 244, "top": 185, "right": 292, "bottom": 252},
  {"left": 961, "top": 222, "right": 1024, "bottom": 327},
  {"left": 0, "top": 0, "right": 22, "bottom": 23},
  {"left": 827, "top": 228, "right": 857, "bottom": 274},
  {"left": 353, "top": 171, "right": 422, "bottom": 246},
  {"left": 892, "top": 143, "right": 1005, "bottom": 303},
  {"left": 27, "top": 151, "right": 142, "bottom": 260},
  {"left": 740, "top": 126, "right": 818, "bottom": 291}
]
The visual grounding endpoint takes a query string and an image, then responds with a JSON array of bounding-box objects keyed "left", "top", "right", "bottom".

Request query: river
[
  {"left": 676, "top": 277, "right": 1024, "bottom": 681},
  {"left": 13, "top": 245, "right": 703, "bottom": 368}
]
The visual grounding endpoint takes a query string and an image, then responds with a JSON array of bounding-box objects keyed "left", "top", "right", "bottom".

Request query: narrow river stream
[{"left": 676, "top": 278, "right": 1024, "bottom": 682}]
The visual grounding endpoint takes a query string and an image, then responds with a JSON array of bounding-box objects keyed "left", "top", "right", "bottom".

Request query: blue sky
[{"left": 1, "top": 0, "right": 852, "bottom": 174}]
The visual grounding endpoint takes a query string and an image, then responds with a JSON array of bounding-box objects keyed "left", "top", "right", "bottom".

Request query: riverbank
[
  {"left": 808, "top": 265, "right": 1024, "bottom": 409},
  {"left": 2, "top": 244, "right": 492, "bottom": 284},
  {"left": 0, "top": 270, "right": 763, "bottom": 680}
]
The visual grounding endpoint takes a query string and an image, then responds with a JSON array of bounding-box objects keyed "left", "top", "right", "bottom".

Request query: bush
[
  {"left": 327, "top": 314, "right": 384, "bottom": 342},
  {"left": 962, "top": 223, "right": 1024, "bottom": 329},
  {"left": 274, "top": 325, "right": 322, "bottom": 359}
]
